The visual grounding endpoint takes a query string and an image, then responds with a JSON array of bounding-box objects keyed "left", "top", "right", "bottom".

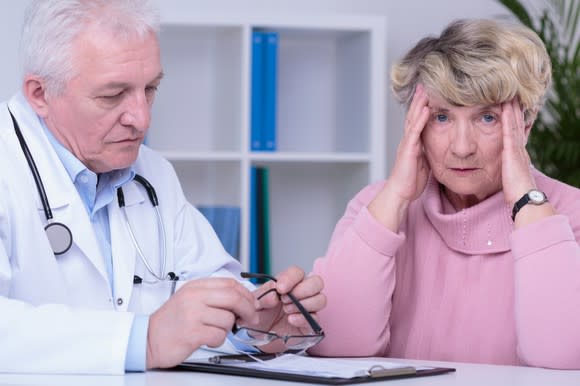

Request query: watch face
[{"left": 528, "top": 190, "right": 546, "bottom": 203}]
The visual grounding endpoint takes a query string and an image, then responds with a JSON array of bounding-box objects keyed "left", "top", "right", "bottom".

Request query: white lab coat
[{"left": 0, "top": 93, "right": 247, "bottom": 374}]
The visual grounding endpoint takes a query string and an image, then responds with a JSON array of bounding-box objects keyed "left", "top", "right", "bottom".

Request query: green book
[{"left": 260, "top": 168, "right": 271, "bottom": 276}]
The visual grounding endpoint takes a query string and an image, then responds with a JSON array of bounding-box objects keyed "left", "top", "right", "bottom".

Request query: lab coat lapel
[{"left": 8, "top": 95, "right": 110, "bottom": 284}]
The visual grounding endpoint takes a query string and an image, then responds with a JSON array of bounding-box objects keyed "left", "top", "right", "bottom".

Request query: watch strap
[
  {"left": 511, "top": 195, "right": 530, "bottom": 221},
  {"left": 511, "top": 190, "right": 548, "bottom": 222}
]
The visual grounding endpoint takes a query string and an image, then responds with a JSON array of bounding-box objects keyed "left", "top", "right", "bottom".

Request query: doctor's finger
[
  {"left": 274, "top": 266, "right": 305, "bottom": 294},
  {"left": 279, "top": 274, "right": 324, "bottom": 302},
  {"left": 200, "top": 288, "right": 260, "bottom": 324},
  {"left": 184, "top": 277, "right": 256, "bottom": 305},
  {"left": 282, "top": 293, "right": 327, "bottom": 315},
  {"left": 197, "top": 307, "right": 238, "bottom": 332},
  {"left": 197, "top": 325, "right": 230, "bottom": 349},
  {"left": 287, "top": 311, "right": 322, "bottom": 330}
]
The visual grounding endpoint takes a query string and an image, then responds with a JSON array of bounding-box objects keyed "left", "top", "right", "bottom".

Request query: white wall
[{"left": 0, "top": 0, "right": 511, "bottom": 173}]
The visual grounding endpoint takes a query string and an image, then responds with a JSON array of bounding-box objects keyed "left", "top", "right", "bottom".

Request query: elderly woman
[{"left": 310, "top": 19, "right": 580, "bottom": 369}]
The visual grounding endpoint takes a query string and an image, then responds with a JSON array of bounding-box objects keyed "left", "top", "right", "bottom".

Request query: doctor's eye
[
  {"left": 145, "top": 85, "right": 159, "bottom": 101},
  {"left": 100, "top": 91, "right": 124, "bottom": 103},
  {"left": 145, "top": 85, "right": 158, "bottom": 94}
]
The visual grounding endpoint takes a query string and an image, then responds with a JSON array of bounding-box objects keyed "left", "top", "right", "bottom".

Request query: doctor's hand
[
  {"left": 145, "top": 277, "right": 259, "bottom": 369},
  {"left": 237, "top": 266, "right": 326, "bottom": 353}
]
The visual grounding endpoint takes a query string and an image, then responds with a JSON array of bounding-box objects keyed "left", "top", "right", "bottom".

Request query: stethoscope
[{"left": 8, "top": 107, "right": 178, "bottom": 289}]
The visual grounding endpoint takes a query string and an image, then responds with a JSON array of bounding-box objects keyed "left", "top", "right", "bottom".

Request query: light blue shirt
[{"left": 42, "top": 122, "right": 147, "bottom": 372}]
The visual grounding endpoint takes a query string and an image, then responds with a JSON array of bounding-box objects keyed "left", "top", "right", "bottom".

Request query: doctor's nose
[{"left": 120, "top": 92, "right": 151, "bottom": 132}]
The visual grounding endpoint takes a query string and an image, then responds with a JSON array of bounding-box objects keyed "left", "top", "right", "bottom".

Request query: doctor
[{"left": 0, "top": 0, "right": 325, "bottom": 374}]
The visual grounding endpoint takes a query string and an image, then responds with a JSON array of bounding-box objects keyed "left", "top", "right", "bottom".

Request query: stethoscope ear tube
[{"left": 8, "top": 108, "right": 54, "bottom": 222}]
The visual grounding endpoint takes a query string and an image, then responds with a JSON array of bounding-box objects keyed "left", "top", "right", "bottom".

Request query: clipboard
[{"left": 175, "top": 357, "right": 455, "bottom": 385}]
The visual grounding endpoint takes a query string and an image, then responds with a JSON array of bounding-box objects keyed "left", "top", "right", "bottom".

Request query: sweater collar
[{"left": 421, "top": 175, "right": 514, "bottom": 254}]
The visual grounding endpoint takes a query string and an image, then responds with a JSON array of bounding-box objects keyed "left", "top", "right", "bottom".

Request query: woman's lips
[{"left": 450, "top": 167, "right": 478, "bottom": 175}]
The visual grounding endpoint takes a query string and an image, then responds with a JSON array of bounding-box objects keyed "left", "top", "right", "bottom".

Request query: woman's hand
[
  {"left": 500, "top": 99, "right": 536, "bottom": 205},
  {"left": 501, "top": 99, "right": 554, "bottom": 225},
  {"left": 368, "top": 84, "right": 431, "bottom": 232}
]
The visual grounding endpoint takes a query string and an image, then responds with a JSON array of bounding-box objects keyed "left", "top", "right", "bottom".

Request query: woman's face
[{"left": 422, "top": 93, "right": 505, "bottom": 209}]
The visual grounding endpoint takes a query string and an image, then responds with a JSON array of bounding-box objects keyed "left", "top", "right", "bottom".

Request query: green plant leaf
[
  {"left": 498, "top": 0, "right": 580, "bottom": 188},
  {"left": 497, "top": 0, "right": 534, "bottom": 28}
]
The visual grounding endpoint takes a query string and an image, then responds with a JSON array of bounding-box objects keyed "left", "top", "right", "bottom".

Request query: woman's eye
[
  {"left": 481, "top": 114, "right": 496, "bottom": 123},
  {"left": 435, "top": 114, "right": 448, "bottom": 122}
]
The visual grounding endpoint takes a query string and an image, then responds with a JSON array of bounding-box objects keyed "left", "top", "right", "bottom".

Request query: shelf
[
  {"left": 249, "top": 152, "right": 371, "bottom": 163},
  {"left": 147, "top": 14, "right": 386, "bottom": 271},
  {"left": 159, "top": 151, "right": 243, "bottom": 161}
]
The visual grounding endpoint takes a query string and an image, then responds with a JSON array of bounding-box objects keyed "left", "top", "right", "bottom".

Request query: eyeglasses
[{"left": 232, "top": 272, "right": 325, "bottom": 351}]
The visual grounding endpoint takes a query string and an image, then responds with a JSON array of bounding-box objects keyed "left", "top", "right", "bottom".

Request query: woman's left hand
[{"left": 500, "top": 99, "right": 536, "bottom": 205}]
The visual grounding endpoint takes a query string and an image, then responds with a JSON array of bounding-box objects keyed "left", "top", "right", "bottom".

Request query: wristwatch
[{"left": 511, "top": 189, "right": 548, "bottom": 221}]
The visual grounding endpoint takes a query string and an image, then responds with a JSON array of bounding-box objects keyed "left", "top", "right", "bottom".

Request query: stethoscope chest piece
[{"left": 44, "top": 222, "right": 73, "bottom": 255}]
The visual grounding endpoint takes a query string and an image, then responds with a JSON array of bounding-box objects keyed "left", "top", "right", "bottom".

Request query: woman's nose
[{"left": 449, "top": 122, "right": 477, "bottom": 157}]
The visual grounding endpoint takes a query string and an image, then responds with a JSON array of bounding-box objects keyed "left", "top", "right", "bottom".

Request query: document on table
[{"left": 222, "top": 354, "right": 431, "bottom": 378}]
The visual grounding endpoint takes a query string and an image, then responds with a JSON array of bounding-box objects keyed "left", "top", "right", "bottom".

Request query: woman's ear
[{"left": 23, "top": 75, "right": 50, "bottom": 118}]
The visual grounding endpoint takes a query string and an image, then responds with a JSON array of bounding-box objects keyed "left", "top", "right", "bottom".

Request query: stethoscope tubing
[
  {"left": 8, "top": 106, "right": 174, "bottom": 284},
  {"left": 9, "top": 108, "right": 53, "bottom": 221}
]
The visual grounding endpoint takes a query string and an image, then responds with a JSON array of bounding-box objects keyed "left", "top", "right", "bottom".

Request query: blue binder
[
  {"left": 250, "top": 31, "right": 265, "bottom": 151},
  {"left": 263, "top": 32, "right": 278, "bottom": 151},
  {"left": 197, "top": 206, "right": 241, "bottom": 259}
]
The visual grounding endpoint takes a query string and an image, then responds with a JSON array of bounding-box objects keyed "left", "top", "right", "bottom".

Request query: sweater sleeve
[
  {"left": 309, "top": 183, "right": 405, "bottom": 357},
  {"left": 511, "top": 214, "right": 580, "bottom": 369}
]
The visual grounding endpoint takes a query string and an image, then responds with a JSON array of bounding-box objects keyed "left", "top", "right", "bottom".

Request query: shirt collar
[
  {"left": 41, "top": 119, "right": 86, "bottom": 183},
  {"left": 40, "top": 119, "right": 136, "bottom": 214}
]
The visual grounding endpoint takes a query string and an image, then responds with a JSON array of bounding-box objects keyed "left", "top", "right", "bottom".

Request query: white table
[{"left": 1, "top": 358, "right": 579, "bottom": 386}]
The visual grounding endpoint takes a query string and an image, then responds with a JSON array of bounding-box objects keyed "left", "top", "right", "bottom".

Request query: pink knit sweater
[{"left": 311, "top": 169, "right": 580, "bottom": 369}]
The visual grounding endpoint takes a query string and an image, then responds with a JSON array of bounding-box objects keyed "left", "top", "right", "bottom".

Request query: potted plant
[{"left": 498, "top": 0, "right": 580, "bottom": 187}]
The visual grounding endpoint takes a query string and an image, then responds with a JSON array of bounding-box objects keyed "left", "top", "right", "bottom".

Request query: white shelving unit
[{"left": 148, "top": 13, "right": 387, "bottom": 274}]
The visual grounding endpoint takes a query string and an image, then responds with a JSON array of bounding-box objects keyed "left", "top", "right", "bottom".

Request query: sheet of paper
[
  {"left": 229, "top": 354, "right": 432, "bottom": 378},
  {"left": 183, "top": 340, "right": 240, "bottom": 362}
]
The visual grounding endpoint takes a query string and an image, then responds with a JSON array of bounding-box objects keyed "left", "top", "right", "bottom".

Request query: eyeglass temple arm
[{"left": 241, "top": 272, "right": 324, "bottom": 335}]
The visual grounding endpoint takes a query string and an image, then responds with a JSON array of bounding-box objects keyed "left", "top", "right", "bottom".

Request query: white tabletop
[{"left": 0, "top": 358, "right": 579, "bottom": 386}]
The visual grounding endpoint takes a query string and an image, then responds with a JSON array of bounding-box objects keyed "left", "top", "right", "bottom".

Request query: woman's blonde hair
[{"left": 391, "top": 19, "right": 552, "bottom": 124}]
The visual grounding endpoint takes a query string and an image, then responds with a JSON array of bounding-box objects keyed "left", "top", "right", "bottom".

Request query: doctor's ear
[{"left": 23, "top": 75, "right": 50, "bottom": 118}]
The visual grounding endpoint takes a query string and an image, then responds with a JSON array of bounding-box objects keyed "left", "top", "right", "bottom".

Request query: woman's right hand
[{"left": 368, "top": 85, "right": 431, "bottom": 232}]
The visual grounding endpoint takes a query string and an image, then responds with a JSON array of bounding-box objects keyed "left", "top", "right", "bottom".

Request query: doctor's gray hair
[{"left": 20, "top": 0, "right": 160, "bottom": 96}]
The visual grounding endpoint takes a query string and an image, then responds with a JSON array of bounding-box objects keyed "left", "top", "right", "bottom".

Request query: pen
[{"left": 208, "top": 353, "right": 278, "bottom": 364}]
